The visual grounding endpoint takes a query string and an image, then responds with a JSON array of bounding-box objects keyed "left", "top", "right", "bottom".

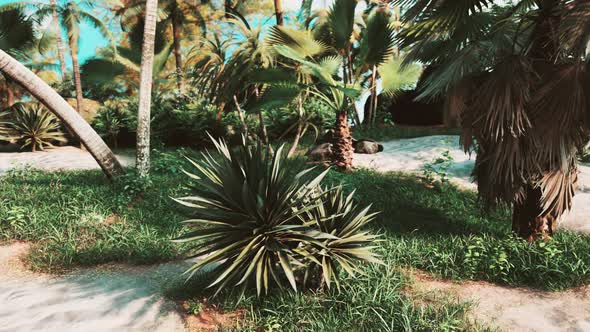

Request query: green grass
[{"left": 2, "top": 144, "right": 590, "bottom": 330}]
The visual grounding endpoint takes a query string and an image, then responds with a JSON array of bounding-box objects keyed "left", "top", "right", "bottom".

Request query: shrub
[
  {"left": 92, "top": 99, "right": 137, "bottom": 148},
  {"left": 0, "top": 103, "right": 66, "bottom": 151},
  {"left": 265, "top": 97, "right": 335, "bottom": 140},
  {"left": 174, "top": 137, "right": 381, "bottom": 296}
]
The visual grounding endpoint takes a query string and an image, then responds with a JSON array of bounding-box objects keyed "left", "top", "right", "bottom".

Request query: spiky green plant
[
  {"left": 0, "top": 103, "right": 66, "bottom": 152},
  {"left": 174, "top": 136, "right": 380, "bottom": 296}
]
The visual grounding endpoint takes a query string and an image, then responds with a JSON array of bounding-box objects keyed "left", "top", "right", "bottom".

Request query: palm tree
[
  {"left": 0, "top": 1, "right": 117, "bottom": 113},
  {"left": 50, "top": 0, "right": 68, "bottom": 81},
  {"left": 0, "top": 7, "right": 36, "bottom": 108},
  {"left": 274, "top": 0, "right": 284, "bottom": 25},
  {"left": 0, "top": 49, "right": 124, "bottom": 178},
  {"left": 136, "top": 0, "right": 159, "bottom": 177},
  {"left": 398, "top": 0, "right": 590, "bottom": 241},
  {"left": 117, "top": 0, "right": 209, "bottom": 91},
  {"left": 81, "top": 18, "right": 173, "bottom": 94}
]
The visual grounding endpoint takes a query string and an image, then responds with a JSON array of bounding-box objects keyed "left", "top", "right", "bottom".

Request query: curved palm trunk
[
  {"left": 333, "top": 110, "right": 353, "bottom": 171},
  {"left": 68, "top": 35, "right": 84, "bottom": 113},
  {"left": 171, "top": 3, "right": 184, "bottom": 91},
  {"left": 50, "top": 0, "right": 67, "bottom": 81},
  {"left": 274, "top": 0, "right": 284, "bottom": 25},
  {"left": 0, "top": 49, "right": 124, "bottom": 178},
  {"left": 136, "top": 0, "right": 159, "bottom": 177}
]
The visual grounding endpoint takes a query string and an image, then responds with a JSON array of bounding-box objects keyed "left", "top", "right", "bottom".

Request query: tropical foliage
[
  {"left": 0, "top": 103, "right": 66, "bottom": 151},
  {"left": 174, "top": 137, "right": 380, "bottom": 296}
]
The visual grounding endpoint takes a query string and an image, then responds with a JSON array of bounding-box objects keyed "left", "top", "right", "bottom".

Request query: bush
[
  {"left": 265, "top": 97, "right": 335, "bottom": 140},
  {"left": 0, "top": 103, "right": 66, "bottom": 151},
  {"left": 92, "top": 99, "right": 136, "bottom": 148},
  {"left": 174, "top": 138, "right": 381, "bottom": 296}
]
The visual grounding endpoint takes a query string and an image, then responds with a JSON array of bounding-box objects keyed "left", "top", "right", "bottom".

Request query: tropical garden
[{"left": 1, "top": 0, "right": 590, "bottom": 331}]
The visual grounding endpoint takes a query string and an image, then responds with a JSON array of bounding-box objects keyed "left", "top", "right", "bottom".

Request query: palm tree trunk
[
  {"left": 0, "top": 49, "right": 124, "bottom": 178},
  {"left": 333, "top": 109, "right": 353, "bottom": 171},
  {"left": 288, "top": 96, "right": 304, "bottom": 157},
  {"left": 512, "top": 186, "right": 557, "bottom": 242},
  {"left": 366, "top": 65, "right": 378, "bottom": 128},
  {"left": 511, "top": 0, "right": 563, "bottom": 240},
  {"left": 6, "top": 85, "right": 14, "bottom": 107},
  {"left": 136, "top": 0, "right": 159, "bottom": 177},
  {"left": 233, "top": 95, "right": 248, "bottom": 138},
  {"left": 68, "top": 35, "right": 83, "bottom": 113},
  {"left": 274, "top": 0, "right": 284, "bottom": 25},
  {"left": 50, "top": 0, "right": 67, "bottom": 81},
  {"left": 171, "top": 3, "right": 185, "bottom": 91}
]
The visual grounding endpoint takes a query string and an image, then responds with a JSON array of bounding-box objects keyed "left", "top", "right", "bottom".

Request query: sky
[{"left": 0, "top": 0, "right": 325, "bottom": 67}]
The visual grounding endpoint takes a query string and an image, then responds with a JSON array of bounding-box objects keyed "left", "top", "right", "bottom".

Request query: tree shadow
[{"left": 0, "top": 260, "right": 192, "bottom": 331}]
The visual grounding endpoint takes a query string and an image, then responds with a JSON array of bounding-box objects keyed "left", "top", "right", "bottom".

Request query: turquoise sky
[
  {"left": 0, "top": 0, "right": 322, "bottom": 71},
  {"left": 1, "top": 0, "right": 114, "bottom": 67}
]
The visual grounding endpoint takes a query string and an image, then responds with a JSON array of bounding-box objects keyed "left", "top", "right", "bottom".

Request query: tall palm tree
[
  {"left": 117, "top": 0, "right": 209, "bottom": 91},
  {"left": 0, "top": 1, "right": 116, "bottom": 113},
  {"left": 136, "top": 0, "right": 159, "bottom": 177},
  {"left": 274, "top": 0, "right": 284, "bottom": 25},
  {"left": 0, "top": 7, "right": 36, "bottom": 108},
  {"left": 0, "top": 49, "right": 124, "bottom": 178},
  {"left": 49, "top": 0, "right": 68, "bottom": 81},
  {"left": 397, "top": 0, "right": 590, "bottom": 240}
]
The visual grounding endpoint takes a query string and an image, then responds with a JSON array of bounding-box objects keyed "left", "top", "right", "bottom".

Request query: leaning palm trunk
[
  {"left": 136, "top": 0, "right": 159, "bottom": 177},
  {"left": 50, "top": 0, "right": 67, "bottom": 81},
  {"left": 68, "top": 35, "right": 84, "bottom": 113},
  {"left": 333, "top": 109, "right": 354, "bottom": 171},
  {"left": 0, "top": 49, "right": 124, "bottom": 178}
]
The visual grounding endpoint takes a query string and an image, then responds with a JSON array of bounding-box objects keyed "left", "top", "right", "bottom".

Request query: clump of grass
[{"left": 0, "top": 151, "right": 192, "bottom": 271}]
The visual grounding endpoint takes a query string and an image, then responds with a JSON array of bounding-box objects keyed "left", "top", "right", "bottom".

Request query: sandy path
[
  {"left": 0, "top": 146, "right": 134, "bottom": 176},
  {"left": 412, "top": 272, "right": 590, "bottom": 332},
  {"left": 0, "top": 242, "right": 187, "bottom": 332},
  {"left": 354, "top": 135, "right": 590, "bottom": 234}
]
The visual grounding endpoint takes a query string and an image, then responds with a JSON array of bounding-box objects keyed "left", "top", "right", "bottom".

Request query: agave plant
[
  {"left": 0, "top": 103, "right": 66, "bottom": 151},
  {"left": 174, "top": 136, "right": 380, "bottom": 296}
]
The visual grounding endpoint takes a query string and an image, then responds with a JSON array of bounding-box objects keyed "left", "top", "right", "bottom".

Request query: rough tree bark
[
  {"left": 274, "top": 0, "right": 284, "bottom": 26},
  {"left": 68, "top": 34, "right": 84, "bottom": 113},
  {"left": 333, "top": 110, "right": 354, "bottom": 171},
  {"left": 0, "top": 49, "right": 124, "bottom": 178},
  {"left": 50, "top": 0, "right": 68, "bottom": 81},
  {"left": 171, "top": 1, "right": 185, "bottom": 91},
  {"left": 288, "top": 96, "right": 304, "bottom": 157},
  {"left": 136, "top": 0, "right": 159, "bottom": 177},
  {"left": 512, "top": 186, "right": 557, "bottom": 242}
]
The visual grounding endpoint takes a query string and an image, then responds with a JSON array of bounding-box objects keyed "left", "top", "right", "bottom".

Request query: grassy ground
[{"left": 2, "top": 141, "right": 590, "bottom": 330}]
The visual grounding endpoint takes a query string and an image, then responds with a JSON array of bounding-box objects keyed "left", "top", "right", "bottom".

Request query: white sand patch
[
  {"left": 0, "top": 243, "right": 187, "bottom": 332},
  {"left": 0, "top": 146, "right": 134, "bottom": 175},
  {"left": 413, "top": 272, "right": 590, "bottom": 332},
  {"left": 354, "top": 135, "right": 590, "bottom": 234}
]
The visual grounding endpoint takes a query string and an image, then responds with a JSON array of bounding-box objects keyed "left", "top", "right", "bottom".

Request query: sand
[
  {"left": 0, "top": 146, "right": 134, "bottom": 176},
  {"left": 354, "top": 135, "right": 590, "bottom": 234},
  {"left": 0, "top": 243, "right": 187, "bottom": 332}
]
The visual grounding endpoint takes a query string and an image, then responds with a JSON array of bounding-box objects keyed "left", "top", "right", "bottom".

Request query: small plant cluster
[
  {"left": 175, "top": 137, "right": 381, "bottom": 296},
  {"left": 411, "top": 233, "right": 590, "bottom": 289},
  {"left": 0, "top": 103, "right": 66, "bottom": 151},
  {"left": 422, "top": 149, "right": 454, "bottom": 187}
]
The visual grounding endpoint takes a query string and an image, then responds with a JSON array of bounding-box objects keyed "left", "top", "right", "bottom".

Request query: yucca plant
[
  {"left": 174, "top": 136, "right": 380, "bottom": 296},
  {"left": 0, "top": 103, "right": 66, "bottom": 152}
]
